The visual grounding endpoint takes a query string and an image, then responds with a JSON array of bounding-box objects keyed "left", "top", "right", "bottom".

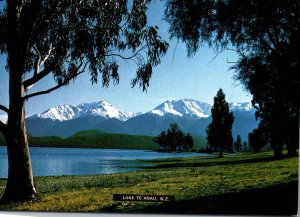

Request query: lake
[{"left": 0, "top": 147, "right": 212, "bottom": 178}]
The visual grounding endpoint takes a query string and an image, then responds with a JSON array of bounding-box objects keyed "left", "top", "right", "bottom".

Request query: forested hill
[{"left": 0, "top": 130, "right": 207, "bottom": 150}]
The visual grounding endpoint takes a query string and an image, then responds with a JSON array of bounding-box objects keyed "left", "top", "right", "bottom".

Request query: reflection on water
[{"left": 0, "top": 146, "right": 212, "bottom": 178}]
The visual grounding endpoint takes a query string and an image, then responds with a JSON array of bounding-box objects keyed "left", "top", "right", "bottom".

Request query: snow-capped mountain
[
  {"left": 75, "top": 101, "right": 139, "bottom": 121},
  {"left": 150, "top": 99, "right": 254, "bottom": 117},
  {"left": 29, "top": 100, "right": 254, "bottom": 123},
  {"left": 35, "top": 105, "right": 79, "bottom": 121},
  {"left": 229, "top": 102, "right": 254, "bottom": 112},
  {"left": 26, "top": 99, "right": 258, "bottom": 140},
  {"left": 150, "top": 99, "right": 211, "bottom": 118},
  {"left": 0, "top": 115, "right": 7, "bottom": 123},
  {"left": 32, "top": 101, "right": 139, "bottom": 122}
]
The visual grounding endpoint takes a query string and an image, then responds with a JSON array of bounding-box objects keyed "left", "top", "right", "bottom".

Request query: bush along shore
[{"left": 0, "top": 152, "right": 298, "bottom": 215}]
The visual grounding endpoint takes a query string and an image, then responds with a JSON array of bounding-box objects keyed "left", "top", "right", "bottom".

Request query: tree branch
[
  {"left": 0, "top": 104, "right": 9, "bottom": 113},
  {"left": 105, "top": 47, "right": 145, "bottom": 60},
  {"left": 227, "top": 58, "right": 238, "bottom": 64},
  {"left": 256, "top": 35, "right": 276, "bottom": 53},
  {"left": 40, "top": 43, "right": 54, "bottom": 67},
  {"left": 23, "top": 45, "right": 63, "bottom": 88},
  {"left": 23, "top": 61, "right": 89, "bottom": 101},
  {"left": 33, "top": 46, "right": 42, "bottom": 76},
  {"left": 23, "top": 74, "right": 81, "bottom": 100},
  {"left": 209, "top": 49, "right": 226, "bottom": 64},
  {"left": 266, "top": 30, "right": 279, "bottom": 52},
  {"left": 209, "top": 47, "right": 246, "bottom": 64}
]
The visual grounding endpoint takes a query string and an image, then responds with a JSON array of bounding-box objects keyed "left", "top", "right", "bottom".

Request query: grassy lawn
[{"left": 0, "top": 152, "right": 298, "bottom": 214}]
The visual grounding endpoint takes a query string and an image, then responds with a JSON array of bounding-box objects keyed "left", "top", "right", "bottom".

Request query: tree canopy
[
  {"left": 154, "top": 123, "right": 193, "bottom": 151},
  {"left": 0, "top": 0, "right": 168, "bottom": 99},
  {"left": 248, "top": 126, "right": 268, "bottom": 152},
  {"left": 165, "top": 0, "right": 299, "bottom": 156},
  {"left": 234, "top": 134, "right": 242, "bottom": 152}
]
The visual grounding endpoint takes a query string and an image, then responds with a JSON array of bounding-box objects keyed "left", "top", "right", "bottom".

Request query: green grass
[
  {"left": 0, "top": 152, "right": 298, "bottom": 214},
  {"left": 0, "top": 130, "right": 207, "bottom": 150}
]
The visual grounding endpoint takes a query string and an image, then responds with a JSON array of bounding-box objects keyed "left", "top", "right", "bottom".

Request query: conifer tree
[
  {"left": 234, "top": 135, "right": 242, "bottom": 152},
  {"left": 206, "top": 89, "right": 234, "bottom": 157}
]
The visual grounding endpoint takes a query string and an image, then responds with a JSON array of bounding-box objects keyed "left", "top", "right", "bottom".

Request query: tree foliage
[
  {"left": 154, "top": 123, "right": 193, "bottom": 151},
  {"left": 206, "top": 89, "right": 234, "bottom": 157},
  {"left": 164, "top": 0, "right": 300, "bottom": 156},
  {"left": 248, "top": 127, "right": 268, "bottom": 152},
  {"left": 234, "top": 134, "right": 242, "bottom": 152},
  {"left": 183, "top": 133, "right": 194, "bottom": 150},
  {"left": 0, "top": 0, "right": 168, "bottom": 94}
]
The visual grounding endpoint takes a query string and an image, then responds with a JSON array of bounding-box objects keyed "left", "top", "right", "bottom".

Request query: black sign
[{"left": 113, "top": 194, "right": 175, "bottom": 202}]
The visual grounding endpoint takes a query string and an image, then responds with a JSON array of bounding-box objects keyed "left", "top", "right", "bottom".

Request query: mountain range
[
  {"left": 25, "top": 99, "right": 259, "bottom": 141},
  {"left": 32, "top": 101, "right": 140, "bottom": 121}
]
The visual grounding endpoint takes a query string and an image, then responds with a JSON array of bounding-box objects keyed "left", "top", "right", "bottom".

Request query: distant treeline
[{"left": 0, "top": 130, "right": 207, "bottom": 150}]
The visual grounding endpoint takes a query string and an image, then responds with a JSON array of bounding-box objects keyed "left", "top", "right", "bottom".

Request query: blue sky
[{"left": 0, "top": 1, "right": 252, "bottom": 116}]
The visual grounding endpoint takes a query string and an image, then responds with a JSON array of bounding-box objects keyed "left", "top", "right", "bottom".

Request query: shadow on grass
[
  {"left": 130, "top": 181, "right": 298, "bottom": 215},
  {"left": 143, "top": 155, "right": 288, "bottom": 169}
]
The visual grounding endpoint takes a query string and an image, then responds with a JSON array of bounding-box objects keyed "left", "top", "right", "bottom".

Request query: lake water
[{"left": 0, "top": 147, "right": 212, "bottom": 178}]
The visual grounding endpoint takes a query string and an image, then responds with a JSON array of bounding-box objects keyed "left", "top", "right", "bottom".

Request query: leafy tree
[
  {"left": 164, "top": 0, "right": 299, "bottom": 157},
  {"left": 183, "top": 133, "right": 194, "bottom": 150},
  {"left": 234, "top": 135, "right": 242, "bottom": 152},
  {"left": 0, "top": 0, "right": 168, "bottom": 203},
  {"left": 154, "top": 123, "right": 193, "bottom": 151},
  {"left": 206, "top": 89, "right": 234, "bottom": 157},
  {"left": 154, "top": 130, "right": 168, "bottom": 151},
  {"left": 167, "top": 123, "right": 184, "bottom": 151},
  {"left": 236, "top": 55, "right": 299, "bottom": 157},
  {"left": 248, "top": 127, "right": 268, "bottom": 152}
]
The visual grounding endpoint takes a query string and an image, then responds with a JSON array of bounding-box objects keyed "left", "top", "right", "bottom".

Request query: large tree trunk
[
  {"left": 1, "top": 116, "right": 36, "bottom": 203},
  {"left": 0, "top": 61, "right": 36, "bottom": 203},
  {"left": 219, "top": 146, "right": 223, "bottom": 158},
  {"left": 1, "top": 1, "right": 36, "bottom": 203}
]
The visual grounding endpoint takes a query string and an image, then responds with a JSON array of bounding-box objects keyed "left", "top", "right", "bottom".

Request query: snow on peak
[
  {"left": 151, "top": 100, "right": 182, "bottom": 116},
  {"left": 37, "top": 104, "right": 79, "bottom": 121},
  {"left": 229, "top": 102, "right": 254, "bottom": 112},
  {"left": 35, "top": 101, "right": 138, "bottom": 121},
  {"left": 151, "top": 99, "right": 211, "bottom": 118},
  {"left": 77, "top": 101, "right": 134, "bottom": 121},
  {"left": 0, "top": 114, "right": 7, "bottom": 123},
  {"left": 31, "top": 99, "right": 255, "bottom": 122}
]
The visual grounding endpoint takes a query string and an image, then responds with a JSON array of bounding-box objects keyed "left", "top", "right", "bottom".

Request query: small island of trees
[{"left": 154, "top": 123, "right": 193, "bottom": 151}]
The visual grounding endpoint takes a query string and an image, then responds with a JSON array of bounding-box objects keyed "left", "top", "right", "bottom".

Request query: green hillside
[
  {"left": 70, "top": 130, "right": 107, "bottom": 137},
  {"left": 64, "top": 130, "right": 157, "bottom": 150},
  {"left": 0, "top": 130, "right": 207, "bottom": 150},
  {"left": 0, "top": 133, "right": 64, "bottom": 148}
]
